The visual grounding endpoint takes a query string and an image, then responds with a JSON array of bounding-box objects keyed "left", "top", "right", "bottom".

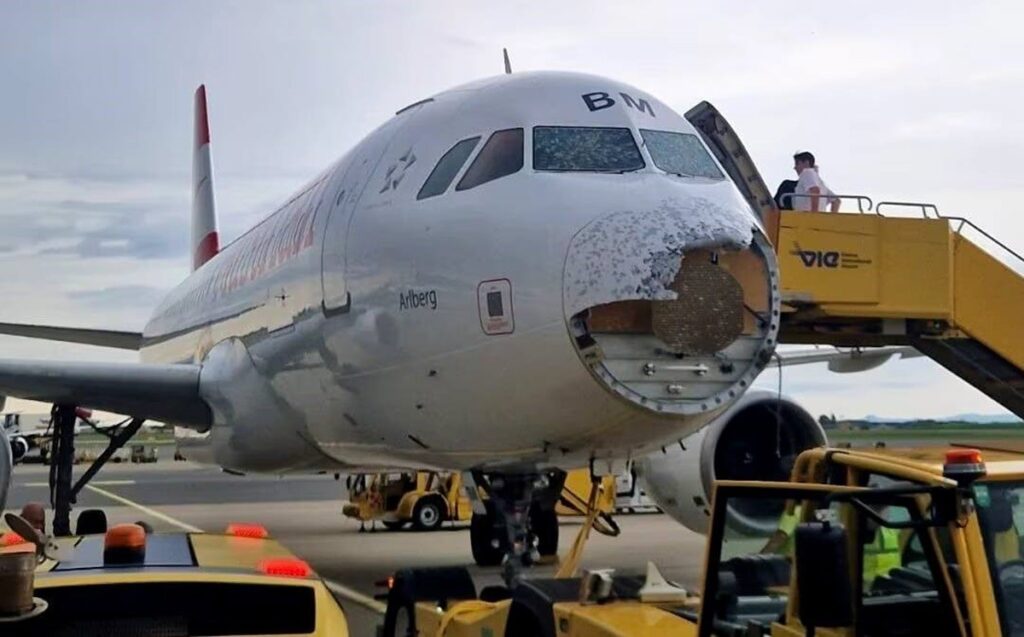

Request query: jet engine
[
  {"left": 636, "top": 390, "right": 825, "bottom": 535},
  {"left": 9, "top": 435, "right": 29, "bottom": 464}
]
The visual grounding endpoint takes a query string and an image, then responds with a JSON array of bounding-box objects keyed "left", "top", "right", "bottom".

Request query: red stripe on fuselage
[
  {"left": 193, "top": 231, "right": 219, "bottom": 270},
  {"left": 194, "top": 85, "right": 210, "bottom": 150}
]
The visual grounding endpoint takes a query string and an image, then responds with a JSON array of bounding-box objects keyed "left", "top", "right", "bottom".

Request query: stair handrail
[
  {"left": 875, "top": 201, "right": 940, "bottom": 218},
  {"left": 871, "top": 201, "right": 1024, "bottom": 270},
  {"left": 945, "top": 216, "right": 1024, "bottom": 271},
  {"left": 784, "top": 194, "right": 1024, "bottom": 269},
  {"left": 779, "top": 193, "right": 874, "bottom": 212}
]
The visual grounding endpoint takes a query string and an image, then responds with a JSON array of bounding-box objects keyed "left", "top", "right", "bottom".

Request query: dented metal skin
[
  {"left": 140, "top": 71, "right": 776, "bottom": 474},
  {"left": 564, "top": 197, "right": 753, "bottom": 316}
]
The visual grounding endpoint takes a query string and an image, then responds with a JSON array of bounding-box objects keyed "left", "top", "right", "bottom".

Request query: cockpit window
[
  {"left": 533, "top": 126, "right": 644, "bottom": 173},
  {"left": 640, "top": 129, "right": 723, "bottom": 179},
  {"left": 456, "top": 128, "right": 524, "bottom": 191},
  {"left": 418, "top": 136, "right": 480, "bottom": 200}
]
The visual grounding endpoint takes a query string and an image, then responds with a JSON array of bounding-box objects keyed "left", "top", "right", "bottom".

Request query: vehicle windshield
[
  {"left": 702, "top": 486, "right": 962, "bottom": 637},
  {"left": 640, "top": 129, "right": 723, "bottom": 179},
  {"left": 8, "top": 582, "right": 316, "bottom": 636},
  {"left": 974, "top": 480, "right": 1024, "bottom": 636},
  {"left": 533, "top": 126, "right": 644, "bottom": 173}
]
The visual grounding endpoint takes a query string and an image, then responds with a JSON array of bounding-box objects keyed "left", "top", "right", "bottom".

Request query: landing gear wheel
[
  {"left": 471, "top": 502, "right": 507, "bottom": 566},
  {"left": 531, "top": 505, "right": 559, "bottom": 557},
  {"left": 412, "top": 498, "right": 444, "bottom": 531},
  {"left": 382, "top": 520, "right": 407, "bottom": 531}
]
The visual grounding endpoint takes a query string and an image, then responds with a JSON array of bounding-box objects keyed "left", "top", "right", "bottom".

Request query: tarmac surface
[{"left": 4, "top": 462, "right": 704, "bottom": 636}]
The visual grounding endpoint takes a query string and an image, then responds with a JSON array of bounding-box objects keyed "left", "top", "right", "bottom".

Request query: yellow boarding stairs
[
  {"left": 685, "top": 101, "right": 1024, "bottom": 417},
  {"left": 775, "top": 202, "right": 1024, "bottom": 415}
]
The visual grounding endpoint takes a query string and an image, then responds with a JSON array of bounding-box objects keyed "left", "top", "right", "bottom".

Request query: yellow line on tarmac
[
  {"left": 83, "top": 484, "right": 203, "bottom": 533},
  {"left": 83, "top": 484, "right": 387, "bottom": 616}
]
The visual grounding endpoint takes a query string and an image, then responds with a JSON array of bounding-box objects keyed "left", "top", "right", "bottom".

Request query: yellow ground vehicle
[
  {"left": 556, "top": 470, "right": 617, "bottom": 519},
  {"left": 344, "top": 471, "right": 472, "bottom": 531},
  {"left": 381, "top": 443, "right": 1024, "bottom": 637},
  {"left": 1, "top": 515, "right": 349, "bottom": 636},
  {"left": 344, "top": 469, "right": 617, "bottom": 534}
]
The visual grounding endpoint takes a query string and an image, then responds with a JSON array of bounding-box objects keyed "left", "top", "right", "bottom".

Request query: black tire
[
  {"left": 382, "top": 520, "right": 407, "bottom": 531},
  {"left": 412, "top": 497, "right": 444, "bottom": 531},
  {"left": 471, "top": 502, "right": 506, "bottom": 566},
  {"left": 531, "top": 505, "right": 559, "bottom": 557}
]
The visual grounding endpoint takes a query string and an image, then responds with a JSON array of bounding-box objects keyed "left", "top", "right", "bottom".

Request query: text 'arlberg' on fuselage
[
  {"left": 142, "top": 71, "right": 780, "bottom": 473},
  {"left": 0, "top": 70, "right": 779, "bottom": 475}
]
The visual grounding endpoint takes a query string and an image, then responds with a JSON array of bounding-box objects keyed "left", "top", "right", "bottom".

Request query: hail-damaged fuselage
[{"left": 143, "top": 71, "right": 779, "bottom": 473}]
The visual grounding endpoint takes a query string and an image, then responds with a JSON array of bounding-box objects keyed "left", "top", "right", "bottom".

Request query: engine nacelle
[
  {"left": 9, "top": 435, "right": 29, "bottom": 463},
  {"left": 637, "top": 391, "right": 825, "bottom": 535}
]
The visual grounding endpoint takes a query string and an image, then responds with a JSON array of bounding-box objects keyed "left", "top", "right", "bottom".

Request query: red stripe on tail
[{"left": 193, "top": 231, "right": 220, "bottom": 270}]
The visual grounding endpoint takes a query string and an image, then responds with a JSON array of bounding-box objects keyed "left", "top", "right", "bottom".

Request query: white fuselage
[{"left": 142, "top": 72, "right": 777, "bottom": 474}]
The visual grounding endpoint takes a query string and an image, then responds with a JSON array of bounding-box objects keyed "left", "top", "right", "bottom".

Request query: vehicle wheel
[
  {"left": 412, "top": 498, "right": 444, "bottom": 531},
  {"left": 471, "top": 502, "right": 506, "bottom": 566},
  {"left": 531, "top": 504, "right": 559, "bottom": 557},
  {"left": 382, "top": 520, "right": 407, "bottom": 531}
]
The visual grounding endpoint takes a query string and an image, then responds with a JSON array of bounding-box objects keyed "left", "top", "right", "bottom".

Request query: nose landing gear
[{"left": 468, "top": 469, "right": 565, "bottom": 584}]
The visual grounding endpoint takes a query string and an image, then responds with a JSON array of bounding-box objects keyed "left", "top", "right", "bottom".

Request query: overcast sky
[{"left": 1, "top": 1, "right": 1022, "bottom": 420}]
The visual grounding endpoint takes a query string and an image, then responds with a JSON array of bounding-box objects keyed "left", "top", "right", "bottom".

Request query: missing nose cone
[
  {"left": 565, "top": 200, "right": 780, "bottom": 417},
  {"left": 651, "top": 252, "right": 745, "bottom": 355}
]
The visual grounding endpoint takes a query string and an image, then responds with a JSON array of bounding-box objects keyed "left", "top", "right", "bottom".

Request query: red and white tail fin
[{"left": 191, "top": 84, "right": 219, "bottom": 270}]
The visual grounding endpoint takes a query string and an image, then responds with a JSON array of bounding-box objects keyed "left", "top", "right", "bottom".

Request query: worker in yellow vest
[
  {"left": 863, "top": 522, "right": 902, "bottom": 588},
  {"left": 762, "top": 503, "right": 801, "bottom": 555}
]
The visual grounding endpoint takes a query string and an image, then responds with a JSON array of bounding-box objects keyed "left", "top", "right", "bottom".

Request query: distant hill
[
  {"left": 822, "top": 413, "right": 1023, "bottom": 432},
  {"left": 861, "top": 413, "right": 1020, "bottom": 425}
]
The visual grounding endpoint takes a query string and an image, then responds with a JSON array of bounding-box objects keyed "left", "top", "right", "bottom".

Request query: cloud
[
  {"left": 892, "top": 112, "right": 1001, "bottom": 142},
  {"left": 67, "top": 285, "right": 170, "bottom": 308},
  {"left": 1, "top": 0, "right": 1022, "bottom": 422}
]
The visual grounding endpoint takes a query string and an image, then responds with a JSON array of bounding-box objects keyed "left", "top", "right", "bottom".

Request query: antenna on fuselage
[{"left": 503, "top": 48, "right": 512, "bottom": 74}]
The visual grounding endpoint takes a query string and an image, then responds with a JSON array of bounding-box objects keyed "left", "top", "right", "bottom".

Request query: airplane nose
[{"left": 564, "top": 197, "right": 780, "bottom": 417}]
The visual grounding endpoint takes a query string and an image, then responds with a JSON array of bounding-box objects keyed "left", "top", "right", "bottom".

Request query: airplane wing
[
  {"left": 0, "top": 359, "right": 210, "bottom": 426},
  {"left": 770, "top": 346, "right": 921, "bottom": 373},
  {"left": 0, "top": 322, "right": 142, "bottom": 350}
]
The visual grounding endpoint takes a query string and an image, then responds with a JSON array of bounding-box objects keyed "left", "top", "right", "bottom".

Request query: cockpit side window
[
  {"left": 639, "top": 129, "right": 724, "bottom": 179},
  {"left": 417, "top": 136, "right": 481, "bottom": 200},
  {"left": 533, "top": 126, "right": 644, "bottom": 173},
  {"left": 456, "top": 128, "right": 524, "bottom": 191}
]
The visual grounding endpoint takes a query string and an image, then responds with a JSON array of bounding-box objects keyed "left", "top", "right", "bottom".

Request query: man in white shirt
[{"left": 792, "top": 151, "right": 839, "bottom": 212}]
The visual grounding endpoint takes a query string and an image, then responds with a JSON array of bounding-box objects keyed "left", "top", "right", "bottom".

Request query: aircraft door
[
  {"left": 684, "top": 101, "right": 775, "bottom": 223},
  {"left": 321, "top": 118, "right": 404, "bottom": 313}
]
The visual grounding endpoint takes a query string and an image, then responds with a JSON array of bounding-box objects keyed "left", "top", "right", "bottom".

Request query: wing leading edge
[
  {"left": 771, "top": 346, "right": 921, "bottom": 372},
  {"left": 0, "top": 358, "right": 210, "bottom": 427},
  {"left": 0, "top": 322, "right": 142, "bottom": 350}
]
